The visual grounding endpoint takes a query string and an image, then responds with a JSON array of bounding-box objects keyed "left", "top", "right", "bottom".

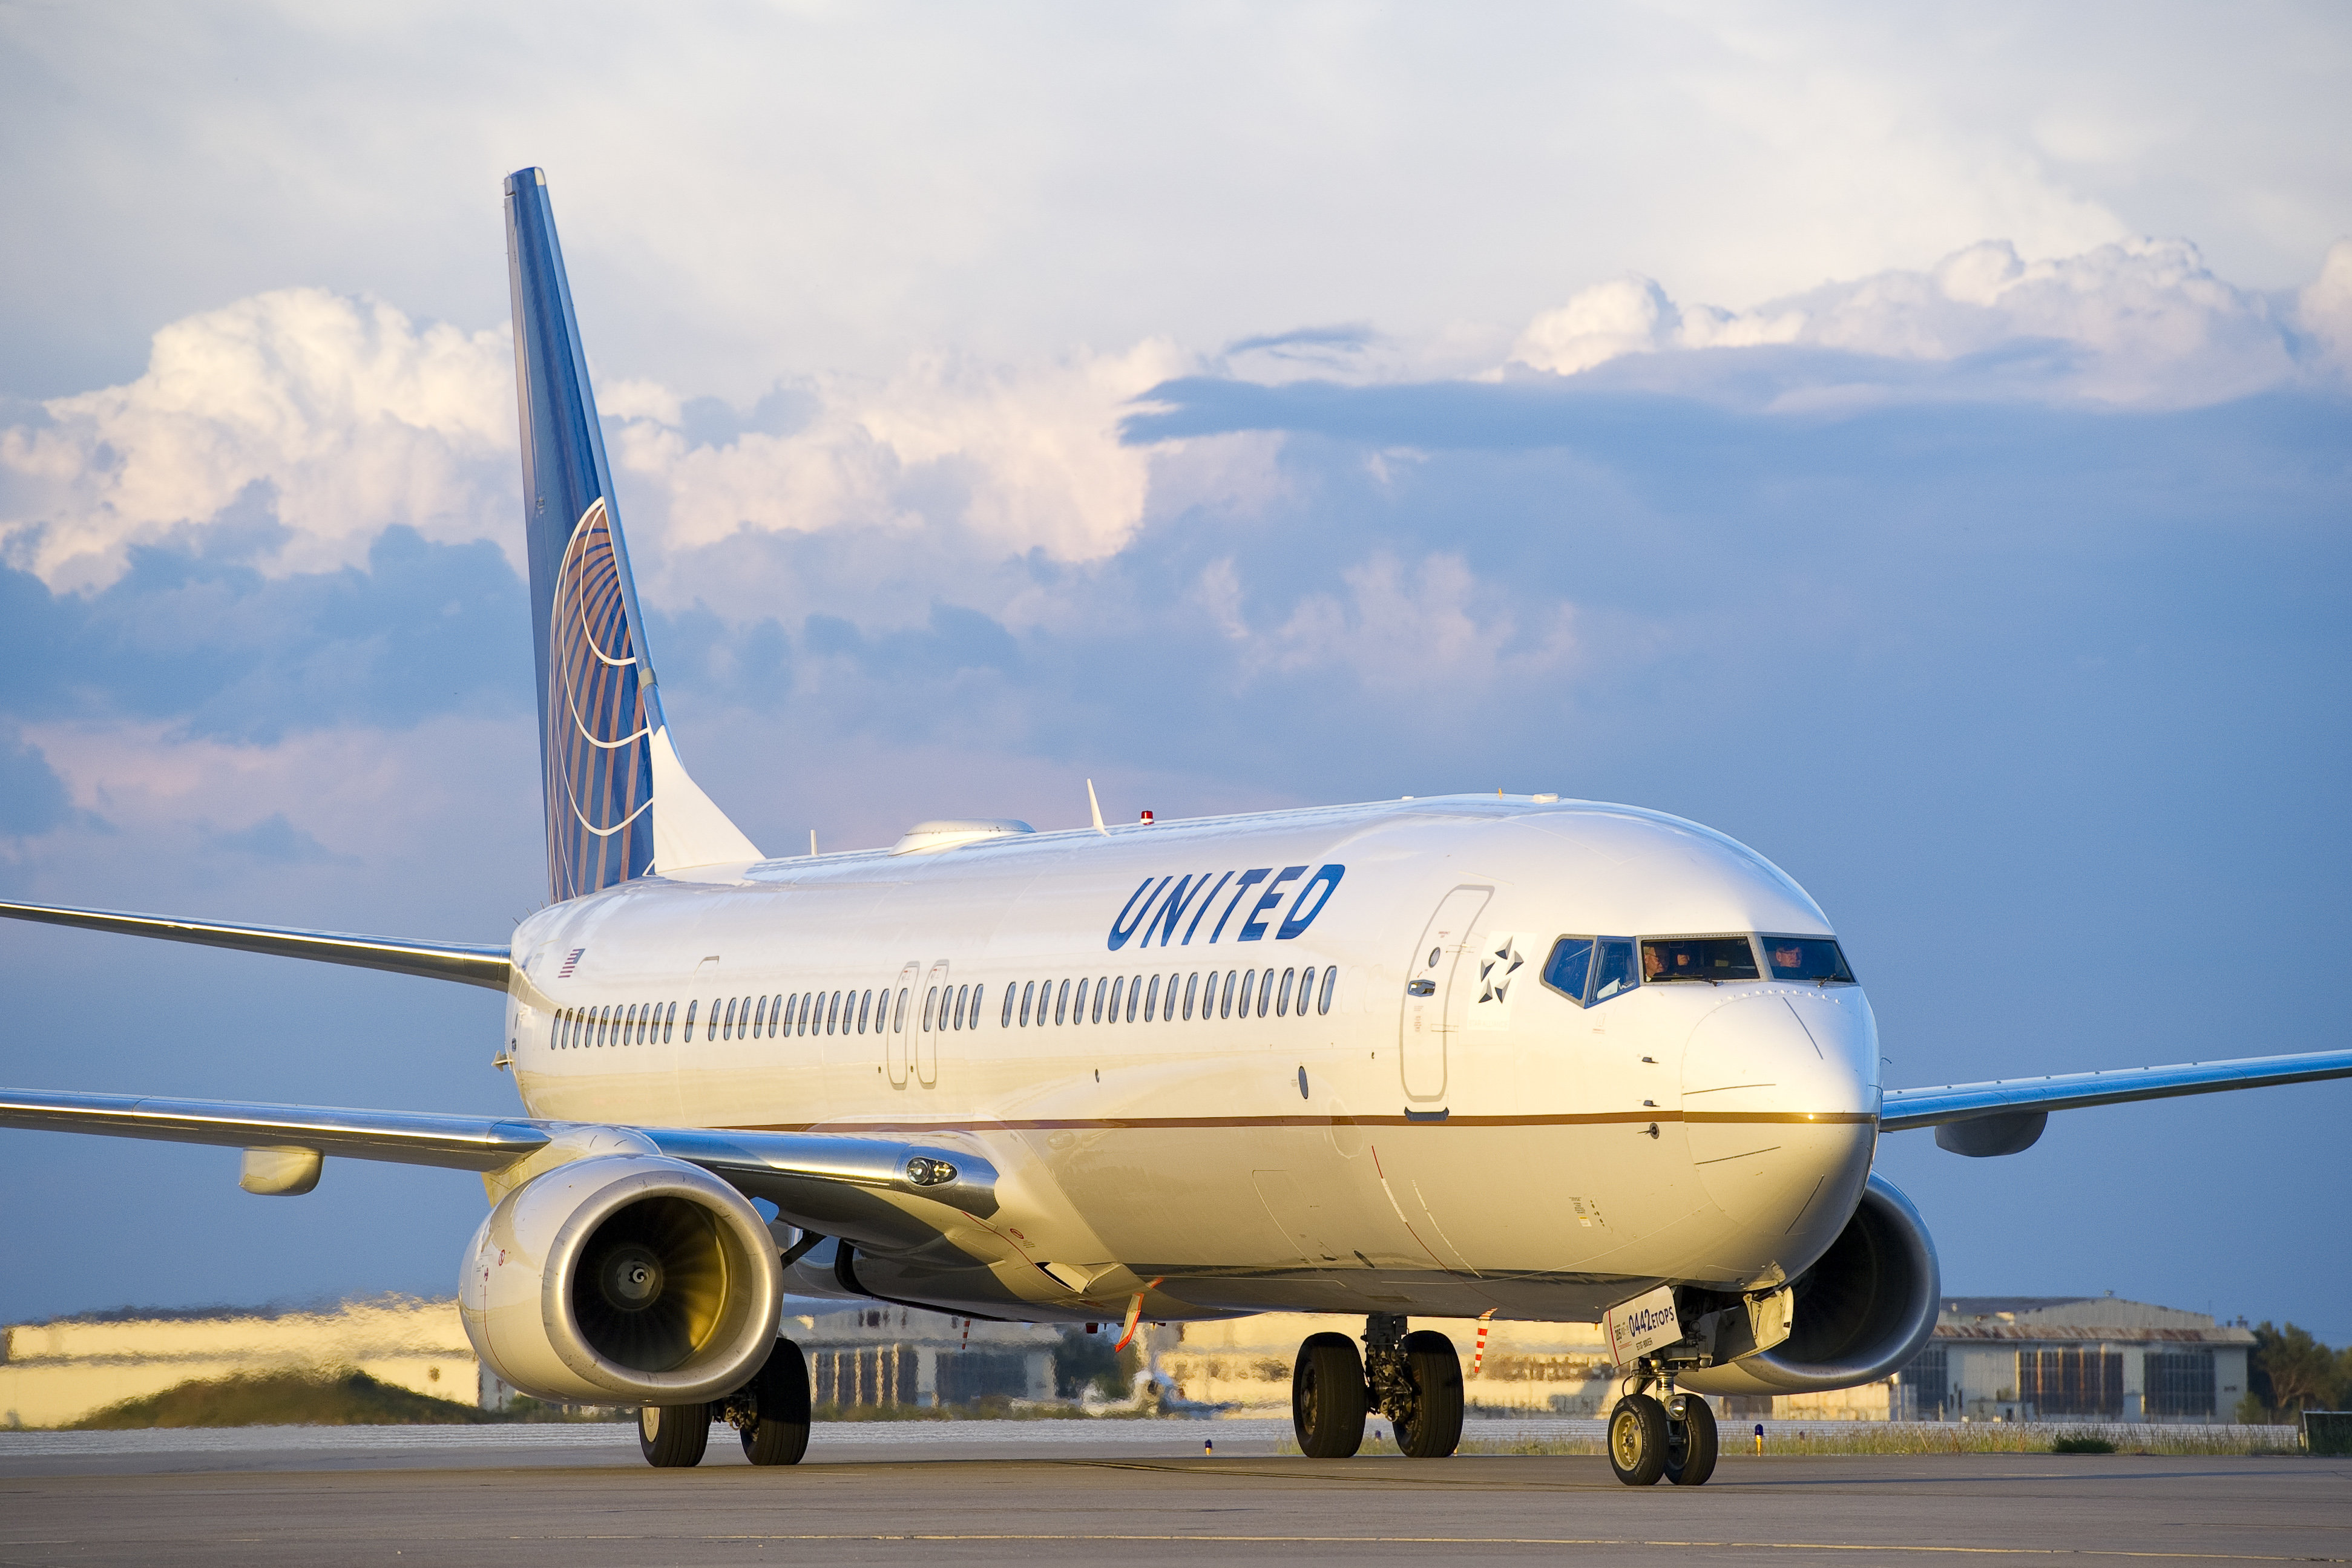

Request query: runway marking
[{"left": 507, "top": 1536, "right": 2347, "bottom": 1561}]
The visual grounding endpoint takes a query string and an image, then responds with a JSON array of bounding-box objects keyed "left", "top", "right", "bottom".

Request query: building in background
[
  {"left": 777, "top": 1304, "right": 1058, "bottom": 1411},
  {"left": 1886, "top": 1296, "right": 2254, "bottom": 1423}
]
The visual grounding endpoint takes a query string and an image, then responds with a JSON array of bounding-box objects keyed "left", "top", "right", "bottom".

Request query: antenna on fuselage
[
  {"left": 1086, "top": 779, "right": 1109, "bottom": 836},
  {"left": 809, "top": 829, "right": 818, "bottom": 857}
]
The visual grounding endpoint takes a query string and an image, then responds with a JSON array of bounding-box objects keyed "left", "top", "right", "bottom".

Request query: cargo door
[{"left": 1398, "top": 886, "right": 1491, "bottom": 1102}]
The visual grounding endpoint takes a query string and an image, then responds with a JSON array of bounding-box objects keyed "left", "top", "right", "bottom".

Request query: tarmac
[{"left": 1, "top": 1420, "right": 2345, "bottom": 1566}]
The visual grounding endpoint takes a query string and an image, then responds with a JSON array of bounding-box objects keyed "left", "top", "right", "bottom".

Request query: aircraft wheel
[
  {"left": 1607, "top": 1394, "right": 1670, "bottom": 1486},
  {"left": 1393, "top": 1330, "right": 1464, "bottom": 1458},
  {"left": 1665, "top": 1393, "right": 1718, "bottom": 1486},
  {"left": 740, "top": 1337, "right": 813, "bottom": 1467},
  {"left": 1292, "top": 1331, "right": 1367, "bottom": 1457},
  {"left": 637, "top": 1402, "right": 711, "bottom": 1468}
]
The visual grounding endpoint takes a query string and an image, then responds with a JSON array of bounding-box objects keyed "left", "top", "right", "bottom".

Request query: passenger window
[
  {"left": 1019, "top": 981, "right": 1034, "bottom": 1026},
  {"left": 1319, "top": 966, "right": 1337, "bottom": 1014},
  {"left": 1105, "top": 976, "right": 1122, "bottom": 1023},
  {"left": 768, "top": 995, "right": 780, "bottom": 1039},
  {"left": 923, "top": 986, "right": 939, "bottom": 1031},
  {"left": 1123, "top": 976, "right": 1138, "bottom": 1023},
  {"left": 968, "top": 984, "right": 983, "bottom": 1029},
  {"left": 1641, "top": 936, "right": 1759, "bottom": 983},
  {"left": 893, "top": 987, "right": 908, "bottom": 1032},
  {"left": 1144, "top": 974, "right": 1160, "bottom": 1022},
  {"left": 1237, "top": 971, "right": 1255, "bottom": 1018},
  {"left": 600, "top": 1005, "right": 613, "bottom": 1047},
  {"left": 1219, "top": 971, "right": 1236, "bottom": 1019},
  {"left": 1592, "top": 942, "right": 1637, "bottom": 1003},
  {"left": 954, "top": 984, "right": 969, "bottom": 1029},
  {"left": 729, "top": 997, "right": 742, "bottom": 1041},
  {"left": 1051, "top": 980, "right": 1066, "bottom": 1025},
  {"left": 1542, "top": 937, "right": 1595, "bottom": 1006},
  {"left": 1001, "top": 985, "right": 1015, "bottom": 1028},
  {"left": 665, "top": 1000, "right": 677, "bottom": 1043},
  {"left": 1276, "top": 968, "right": 1295, "bottom": 1016},
  {"left": 1070, "top": 978, "right": 1087, "bottom": 1026},
  {"left": 823, "top": 990, "right": 836, "bottom": 1034},
  {"left": 752, "top": 996, "right": 766, "bottom": 1036},
  {"left": 1258, "top": 971, "right": 1273, "bottom": 1019},
  {"left": 855, "top": 989, "right": 870, "bottom": 1033},
  {"left": 1762, "top": 936, "right": 1856, "bottom": 984},
  {"left": 685, "top": 999, "right": 699, "bottom": 1039}
]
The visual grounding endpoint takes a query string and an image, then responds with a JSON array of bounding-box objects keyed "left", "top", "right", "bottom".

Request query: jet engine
[
  {"left": 1678, "top": 1172, "right": 1940, "bottom": 1396},
  {"left": 459, "top": 1152, "right": 783, "bottom": 1405}
]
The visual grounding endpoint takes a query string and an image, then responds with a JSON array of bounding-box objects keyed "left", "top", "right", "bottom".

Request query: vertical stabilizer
[{"left": 504, "top": 168, "right": 760, "bottom": 901}]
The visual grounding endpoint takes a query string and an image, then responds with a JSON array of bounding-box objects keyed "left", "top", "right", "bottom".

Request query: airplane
[{"left": 5, "top": 167, "right": 2349, "bottom": 1486}]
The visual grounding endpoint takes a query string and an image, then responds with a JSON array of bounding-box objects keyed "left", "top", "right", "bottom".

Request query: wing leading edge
[
  {"left": 0, "top": 899, "right": 512, "bottom": 991},
  {"left": 0, "top": 1087, "right": 997, "bottom": 1221},
  {"left": 1882, "top": 1046, "right": 2352, "bottom": 1132}
]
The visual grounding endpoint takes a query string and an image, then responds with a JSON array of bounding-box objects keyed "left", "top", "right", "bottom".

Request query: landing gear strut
[{"left": 1288, "top": 1314, "right": 1464, "bottom": 1460}]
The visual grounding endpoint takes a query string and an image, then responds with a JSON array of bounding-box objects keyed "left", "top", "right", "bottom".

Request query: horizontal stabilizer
[
  {"left": 1881, "top": 1045, "right": 2352, "bottom": 1132},
  {"left": 0, "top": 900, "right": 511, "bottom": 991}
]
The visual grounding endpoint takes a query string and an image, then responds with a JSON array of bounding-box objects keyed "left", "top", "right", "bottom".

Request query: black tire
[
  {"left": 1394, "top": 1330, "right": 1464, "bottom": 1459},
  {"left": 740, "top": 1337, "right": 813, "bottom": 1467},
  {"left": 1665, "top": 1393, "right": 1718, "bottom": 1486},
  {"left": 637, "top": 1402, "right": 711, "bottom": 1468},
  {"left": 1607, "top": 1394, "right": 1669, "bottom": 1486},
  {"left": 1292, "top": 1331, "right": 1367, "bottom": 1458}
]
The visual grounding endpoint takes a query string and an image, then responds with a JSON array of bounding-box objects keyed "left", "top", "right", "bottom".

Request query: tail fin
[{"left": 503, "top": 167, "right": 760, "bottom": 901}]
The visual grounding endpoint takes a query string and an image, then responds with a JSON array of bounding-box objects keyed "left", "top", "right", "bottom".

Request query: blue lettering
[
  {"left": 1143, "top": 873, "right": 1209, "bottom": 948},
  {"left": 1181, "top": 870, "right": 1235, "bottom": 943},
  {"left": 1238, "top": 865, "right": 1307, "bottom": 941},
  {"left": 1274, "top": 864, "right": 1345, "bottom": 940},
  {"left": 1106, "top": 876, "right": 1168, "bottom": 951},
  {"left": 1208, "top": 869, "right": 1270, "bottom": 942}
]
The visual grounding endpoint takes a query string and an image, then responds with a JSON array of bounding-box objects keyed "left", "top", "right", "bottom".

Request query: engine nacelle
[
  {"left": 1679, "top": 1172, "right": 1940, "bottom": 1396},
  {"left": 459, "top": 1151, "right": 783, "bottom": 1405}
]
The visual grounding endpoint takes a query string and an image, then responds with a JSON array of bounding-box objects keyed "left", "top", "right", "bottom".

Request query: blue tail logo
[{"left": 506, "top": 168, "right": 758, "bottom": 901}]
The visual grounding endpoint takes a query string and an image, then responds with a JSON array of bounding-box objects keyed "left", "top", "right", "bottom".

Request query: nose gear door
[{"left": 1399, "top": 885, "right": 1491, "bottom": 1101}]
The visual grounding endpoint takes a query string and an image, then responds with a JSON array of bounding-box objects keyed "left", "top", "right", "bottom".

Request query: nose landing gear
[
  {"left": 1607, "top": 1366, "right": 1720, "bottom": 1486},
  {"left": 1289, "top": 1314, "right": 1466, "bottom": 1460}
]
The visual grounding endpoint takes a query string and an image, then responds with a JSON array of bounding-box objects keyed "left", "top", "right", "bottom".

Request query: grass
[{"left": 68, "top": 1371, "right": 509, "bottom": 1429}]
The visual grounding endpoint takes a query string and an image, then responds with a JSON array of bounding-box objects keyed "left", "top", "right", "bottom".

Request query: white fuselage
[{"left": 502, "top": 795, "right": 1881, "bottom": 1324}]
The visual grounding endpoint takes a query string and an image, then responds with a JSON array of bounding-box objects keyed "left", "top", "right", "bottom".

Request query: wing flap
[
  {"left": 0, "top": 899, "right": 512, "bottom": 991},
  {"left": 1881, "top": 1046, "right": 2352, "bottom": 1132}
]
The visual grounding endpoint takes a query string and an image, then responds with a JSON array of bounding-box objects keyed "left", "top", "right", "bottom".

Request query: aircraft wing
[
  {"left": 0, "top": 1087, "right": 997, "bottom": 1221},
  {"left": 0, "top": 899, "right": 513, "bottom": 991},
  {"left": 1881, "top": 1046, "right": 2352, "bottom": 1131}
]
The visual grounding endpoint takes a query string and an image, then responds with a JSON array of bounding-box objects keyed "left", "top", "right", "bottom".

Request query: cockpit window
[
  {"left": 1762, "top": 936, "right": 1856, "bottom": 984},
  {"left": 1592, "top": 940, "right": 1637, "bottom": 1002},
  {"left": 1542, "top": 937, "right": 1595, "bottom": 1005},
  {"left": 1641, "top": 936, "right": 1760, "bottom": 983}
]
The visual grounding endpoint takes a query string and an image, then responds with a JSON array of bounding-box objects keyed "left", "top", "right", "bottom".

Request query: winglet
[{"left": 1087, "top": 779, "right": 1109, "bottom": 836}]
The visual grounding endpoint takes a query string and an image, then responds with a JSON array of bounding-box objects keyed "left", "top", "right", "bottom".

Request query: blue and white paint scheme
[{"left": 5, "top": 169, "right": 2348, "bottom": 1478}]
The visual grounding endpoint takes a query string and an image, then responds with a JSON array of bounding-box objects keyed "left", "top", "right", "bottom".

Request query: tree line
[{"left": 2241, "top": 1322, "right": 2351, "bottom": 1423}]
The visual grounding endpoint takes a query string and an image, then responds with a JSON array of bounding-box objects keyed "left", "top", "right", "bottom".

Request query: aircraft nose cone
[{"left": 1681, "top": 991, "right": 1877, "bottom": 1232}]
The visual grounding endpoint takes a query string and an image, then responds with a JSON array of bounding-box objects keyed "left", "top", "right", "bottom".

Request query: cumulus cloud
[
  {"left": 1511, "top": 238, "right": 2327, "bottom": 407},
  {"left": 0, "top": 290, "right": 517, "bottom": 592}
]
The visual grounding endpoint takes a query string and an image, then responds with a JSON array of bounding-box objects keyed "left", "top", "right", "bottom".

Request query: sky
[{"left": 2, "top": 2, "right": 2349, "bottom": 1345}]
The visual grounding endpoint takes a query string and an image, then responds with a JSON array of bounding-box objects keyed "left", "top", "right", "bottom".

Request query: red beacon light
[{"left": 1139, "top": 810, "right": 1155, "bottom": 825}]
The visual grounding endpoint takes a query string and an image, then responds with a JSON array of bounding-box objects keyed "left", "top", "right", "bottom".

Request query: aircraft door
[
  {"left": 887, "top": 961, "right": 919, "bottom": 1086},
  {"left": 1399, "top": 885, "right": 1492, "bottom": 1101},
  {"left": 916, "top": 960, "right": 948, "bottom": 1087}
]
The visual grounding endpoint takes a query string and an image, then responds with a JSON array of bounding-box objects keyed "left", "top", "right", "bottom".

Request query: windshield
[
  {"left": 1640, "top": 936, "right": 1759, "bottom": 983},
  {"left": 1762, "top": 936, "right": 1856, "bottom": 983}
]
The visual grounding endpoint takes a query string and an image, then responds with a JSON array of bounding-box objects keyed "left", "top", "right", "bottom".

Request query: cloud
[
  {"left": 1511, "top": 238, "right": 2324, "bottom": 407},
  {"left": 0, "top": 290, "right": 517, "bottom": 592}
]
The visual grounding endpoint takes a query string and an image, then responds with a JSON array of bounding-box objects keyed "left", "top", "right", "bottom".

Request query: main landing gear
[
  {"left": 1290, "top": 1314, "right": 1465, "bottom": 1460},
  {"left": 1606, "top": 1375, "right": 1718, "bottom": 1487},
  {"left": 637, "top": 1336, "right": 812, "bottom": 1468}
]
